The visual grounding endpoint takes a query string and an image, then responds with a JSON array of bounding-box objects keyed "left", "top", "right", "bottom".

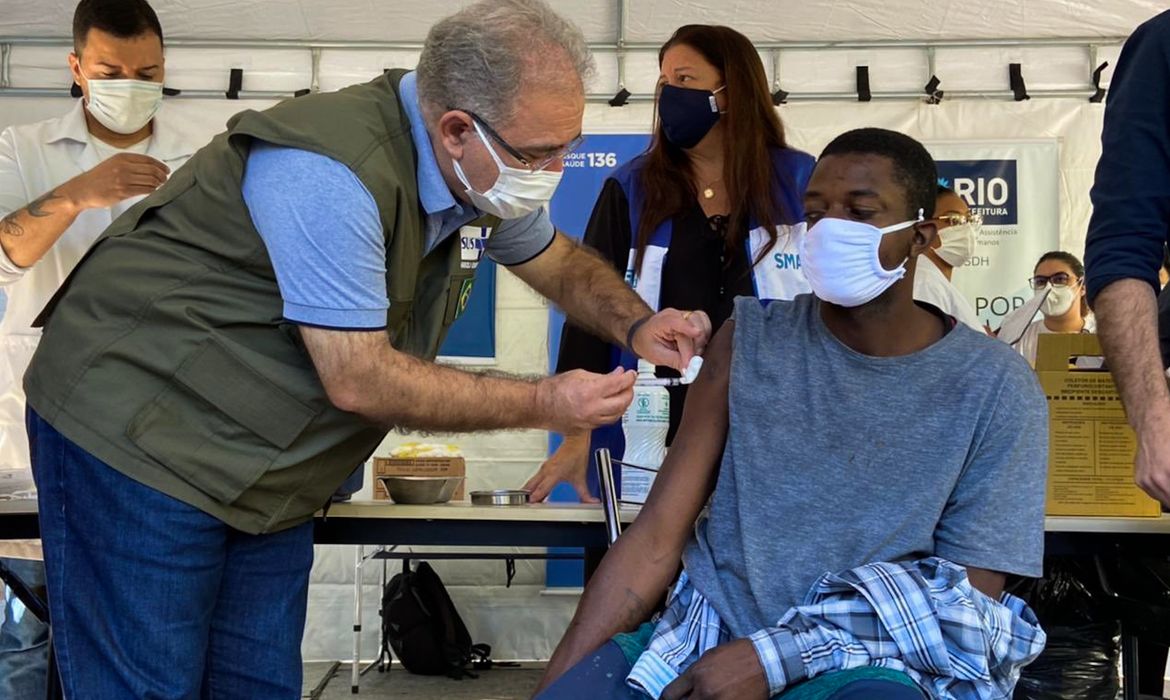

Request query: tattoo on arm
[
  {"left": 0, "top": 213, "right": 24, "bottom": 238},
  {"left": 25, "top": 190, "right": 62, "bottom": 218},
  {"left": 0, "top": 189, "right": 64, "bottom": 238}
]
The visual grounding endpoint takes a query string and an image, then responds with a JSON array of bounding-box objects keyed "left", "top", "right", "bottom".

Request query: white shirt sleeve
[{"left": 0, "top": 128, "right": 31, "bottom": 285}]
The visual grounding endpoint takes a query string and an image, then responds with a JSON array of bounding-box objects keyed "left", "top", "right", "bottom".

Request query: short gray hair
[{"left": 416, "top": 0, "right": 595, "bottom": 126}]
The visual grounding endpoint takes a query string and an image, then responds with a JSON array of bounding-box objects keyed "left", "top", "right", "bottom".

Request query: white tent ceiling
[{"left": 0, "top": 0, "right": 1163, "bottom": 43}]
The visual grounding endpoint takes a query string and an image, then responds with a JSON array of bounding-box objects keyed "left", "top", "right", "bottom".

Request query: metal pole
[
  {"left": 0, "top": 87, "right": 293, "bottom": 99},
  {"left": 0, "top": 34, "right": 1126, "bottom": 52},
  {"left": 0, "top": 85, "right": 1100, "bottom": 102},
  {"left": 0, "top": 43, "right": 9, "bottom": 89},
  {"left": 310, "top": 47, "right": 322, "bottom": 94},
  {"left": 772, "top": 48, "right": 782, "bottom": 91},
  {"left": 615, "top": 0, "right": 627, "bottom": 90},
  {"left": 351, "top": 544, "right": 363, "bottom": 694}
]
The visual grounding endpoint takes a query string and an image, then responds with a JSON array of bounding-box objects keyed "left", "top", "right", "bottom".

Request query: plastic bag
[{"left": 1010, "top": 558, "right": 1120, "bottom": 700}]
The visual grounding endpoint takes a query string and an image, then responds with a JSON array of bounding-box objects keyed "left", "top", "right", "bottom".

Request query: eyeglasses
[
  {"left": 937, "top": 212, "right": 983, "bottom": 227},
  {"left": 458, "top": 109, "right": 584, "bottom": 173},
  {"left": 1028, "top": 272, "right": 1081, "bottom": 290}
]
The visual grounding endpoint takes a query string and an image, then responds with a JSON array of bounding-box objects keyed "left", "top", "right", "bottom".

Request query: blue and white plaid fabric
[{"left": 627, "top": 558, "right": 1046, "bottom": 700}]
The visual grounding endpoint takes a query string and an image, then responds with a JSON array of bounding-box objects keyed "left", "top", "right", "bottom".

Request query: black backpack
[{"left": 379, "top": 560, "right": 492, "bottom": 679}]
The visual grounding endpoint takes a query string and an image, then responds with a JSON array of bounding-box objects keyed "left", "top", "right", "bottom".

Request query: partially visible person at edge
[
  {"left": 0, "top": 1, "right": 197, "bottom": 698},
  {"left": 1013, "top": 251, "right": 1096, "bottom": 368},
  {"left": 524, "top": 24, "right": 813, "bottom": 503},
  {"left": 1084, "top": 9, "right": 1170, "bottom": 508},
  {"left": 18, "top": 1, "right": 711, "bottom": 697},
  {"left": 912, "top": 185, "right": 982, "bottom": 331}
]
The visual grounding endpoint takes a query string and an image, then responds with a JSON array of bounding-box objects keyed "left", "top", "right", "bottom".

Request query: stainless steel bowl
[
  {"left": 470, "top": 489, "right": 530, "bottom": 506},
  {"left": 378, "top": 476, "right": 463, "bottom": 504}
]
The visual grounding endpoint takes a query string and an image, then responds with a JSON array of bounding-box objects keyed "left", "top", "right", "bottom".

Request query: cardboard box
[
  {"left": 372, "top": 456, "right": 466, "bottom": 501},
  {"left": 1036, "top": 334, "right": 1161, "bottom": 517}
]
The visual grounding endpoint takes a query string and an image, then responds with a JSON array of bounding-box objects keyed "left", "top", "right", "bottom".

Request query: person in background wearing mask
[
  {"left": 912, "top": 185, "right": 983, "bottom": 330},
  {"left": 535, "top": 128, "right": 1047, "bottom": 700},
  {"left": 525, "top": 24, "right": 813, "bottom": 503},
  {"left": 1012, "top": 251, "right": 1095, "bottom": 368},
  {"left": 20, "top": 1, "right": 710, "bottom": 695},
  {"left": 0, "top": 1, "right": 194, "bottom": 697}
]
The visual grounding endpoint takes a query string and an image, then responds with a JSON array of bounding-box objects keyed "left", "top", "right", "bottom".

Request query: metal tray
[{"left": 469, "top": 489, "right": 530, "bottom": 506}]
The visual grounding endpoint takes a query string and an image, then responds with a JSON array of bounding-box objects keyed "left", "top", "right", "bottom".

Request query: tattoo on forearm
[
  {"left": 0, "top": 213, "right": 23, "bottom": 238},
  {"left": 26, "top": 190, "right": 62, "bottom": 218},
  {"left": 0, "top": 189, "right": 63, "bottom": 239}
]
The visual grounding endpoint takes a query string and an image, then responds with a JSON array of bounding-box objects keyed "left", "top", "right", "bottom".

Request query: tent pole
[
  {"left": 615, "top": 0, "right": 627, "bottom": 91},
  {"left": 310, "top": 47, "right": 322, "bottom": 94}
]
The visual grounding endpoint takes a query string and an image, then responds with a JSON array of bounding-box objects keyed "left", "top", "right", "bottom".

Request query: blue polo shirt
[
  {"left": 240, "top": 71, "right": 556, "bottom": 329},
  {"left": 1085, "top": 11, "right": 1170, "bottom": 302}
]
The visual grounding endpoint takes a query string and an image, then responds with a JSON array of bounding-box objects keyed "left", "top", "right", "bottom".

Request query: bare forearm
[
  {"left": 306, "top": 330, "right": 545, "bottom": 432},
  {"left": 0, "top": 186, "right": 82, "bottom": 270},
  {"left": 1095, "top": 279, "right": 1170, "bottom": 429},
  {"left": 521, "top": 234, "right": 652, "bottom": 347},
  {"left": 542, "top": 525, "right": 679, "bottom": 683}
]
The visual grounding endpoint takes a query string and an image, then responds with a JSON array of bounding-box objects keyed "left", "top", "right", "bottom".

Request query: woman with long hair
[
  {"left": 1014, "top": 251, "right": 1095, "bottom": 367},
  {"left": 525, "top": 24, "right": 814, "bottom": 501}
]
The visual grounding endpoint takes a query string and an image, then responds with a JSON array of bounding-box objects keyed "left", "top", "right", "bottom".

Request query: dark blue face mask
[{"left": 657, "top": 83, "right": 725, "bottom": 149}]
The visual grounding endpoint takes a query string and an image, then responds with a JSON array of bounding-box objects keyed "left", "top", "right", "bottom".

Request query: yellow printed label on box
[{"left": 1037, "top": 334, "right": 1161, "bottom": 517}]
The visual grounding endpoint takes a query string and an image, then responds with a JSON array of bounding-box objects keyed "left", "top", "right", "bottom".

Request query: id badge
[{"left": 459, "top": 225, "right": 492, "bottom": 270}]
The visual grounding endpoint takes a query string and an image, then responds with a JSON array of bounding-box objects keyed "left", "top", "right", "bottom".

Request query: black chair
[{"left": 1094, "top": 553, "right": 1170, "bottom": 700}]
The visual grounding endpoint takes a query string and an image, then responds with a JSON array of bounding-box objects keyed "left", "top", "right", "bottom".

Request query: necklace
[{"left": 701, "top": 177, "right": 723, "bottom": 200}]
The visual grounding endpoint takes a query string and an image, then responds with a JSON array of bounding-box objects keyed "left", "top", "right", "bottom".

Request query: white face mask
[
  {"left": 1040, "top": 282, "right": 1080, "bottom": 318},
  {"left": 452, "top": 120, "right": 563, "bottom": 220},
  {"left": 80, "top": 68, "right": 163, "bottom": 135},
  {"left": 799, "top": 211, "right": 923, "bottom": 308},
  {"left": 935, "top": 221, "right": 980, "bottom": 268}
]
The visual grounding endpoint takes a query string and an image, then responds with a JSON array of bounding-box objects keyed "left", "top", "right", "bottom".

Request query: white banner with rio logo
[{"left": 925, "top": 140, "right": 1061, "bottom": 328}]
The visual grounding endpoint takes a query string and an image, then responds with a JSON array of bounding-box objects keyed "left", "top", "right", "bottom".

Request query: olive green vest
[{"left": 24, "top": 71, "right": 499, "bottom": 534}]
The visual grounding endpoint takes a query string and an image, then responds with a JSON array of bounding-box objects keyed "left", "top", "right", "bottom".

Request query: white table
[{"left": 5, "top": 499, "right": 1170, "bottom": 697}]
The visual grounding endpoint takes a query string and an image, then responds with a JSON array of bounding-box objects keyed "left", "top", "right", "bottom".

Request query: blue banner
[
  {"left": 936, "top": 160, "right": 1019, "bottom": 226},
  {"left": 545, "top": 133, "right": 650, "bottom": 587}
]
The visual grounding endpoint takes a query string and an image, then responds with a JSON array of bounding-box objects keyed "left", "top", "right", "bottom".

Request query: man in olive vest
[{"left": 21, "top": 0, "right": 711, "bottom": 695}]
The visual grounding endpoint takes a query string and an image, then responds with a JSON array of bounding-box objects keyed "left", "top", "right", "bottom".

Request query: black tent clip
[
  {"left": 856, "top": 66, "right": 872, "bottom": 102},
  {"left": 1009, "top": 63, "right": 1030, "bottom": 101},
  {"left": 771, "top": 87, "right": 789, "bottom": 106},
  {"left": 924, "top": 75, "right": 943, "bottom": 104},
  {"left": 1089, "top": 61, "right": 1109, "bottom": 103},
  {"left": 70, "top": 82, "right": 83, "bottom": 98},
  {"left": 608, "top": 87, "right": 631, "bottom": 107},
  {"left": 162, "top": 87, "right": 181, "bottom": 97},
  {"left": 225, "top": 68, "right": 244, "bottom": 100},
  {"left": 293, "top": 88, "right": 311, "bottom": 98}
]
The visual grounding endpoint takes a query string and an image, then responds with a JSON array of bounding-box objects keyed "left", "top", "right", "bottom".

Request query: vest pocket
[
  {"left": 126, "top": 338, "right": 318, "bottom": 505},
  {"left": 442, "top": 271, "right": 476, "bottom": 327}
]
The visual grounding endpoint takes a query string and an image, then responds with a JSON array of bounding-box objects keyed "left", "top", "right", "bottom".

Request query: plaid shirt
[{"left": 627, "top": 558, "right": 1045, "bottom": 700}]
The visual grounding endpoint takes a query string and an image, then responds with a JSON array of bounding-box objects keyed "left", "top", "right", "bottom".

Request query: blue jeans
[
  {"left": 0, "top": 557, "right": 49, "bottom": 700},
  {"left": 28, "top": 408, "right": 314, "bottom": 699}
]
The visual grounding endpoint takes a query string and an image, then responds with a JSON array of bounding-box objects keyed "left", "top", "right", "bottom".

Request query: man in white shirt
[
  {"left": 913, "top": 185, "right": 983, "bottom": 330},
  {"left": 0, "top": 1, "right": 195, "bottom": 696}
]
